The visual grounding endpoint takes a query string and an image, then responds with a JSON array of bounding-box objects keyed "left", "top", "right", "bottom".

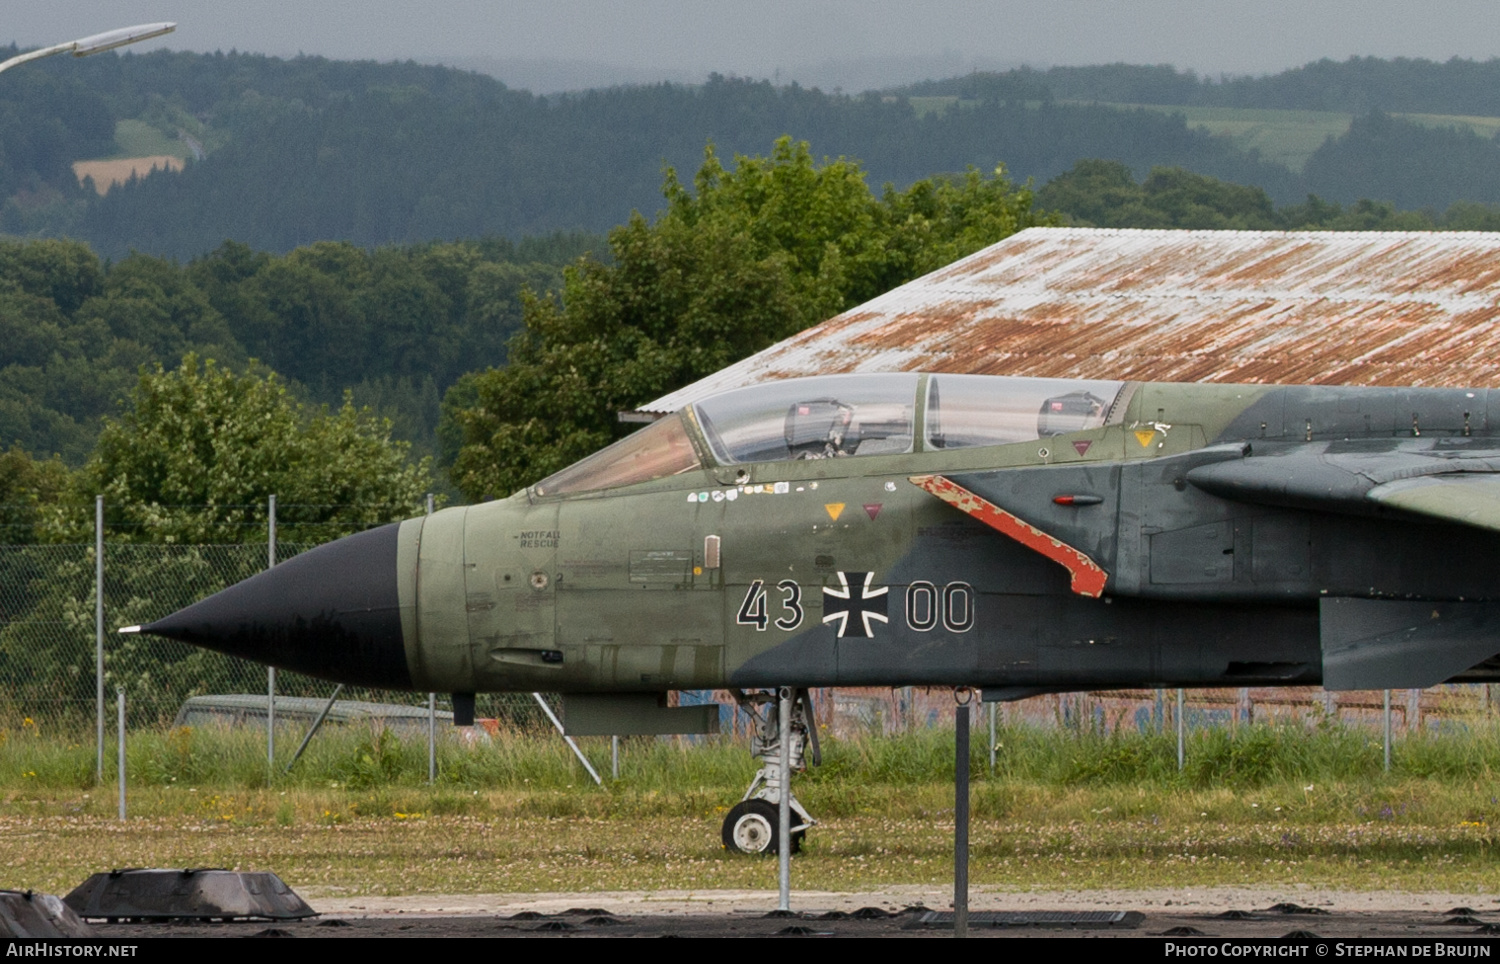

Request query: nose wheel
[
  {"left": 721, "top": 689, "right": 818, "bottom": 855},
  {"left": 722, "top": 799, "right": 807, "bottom": 855}
]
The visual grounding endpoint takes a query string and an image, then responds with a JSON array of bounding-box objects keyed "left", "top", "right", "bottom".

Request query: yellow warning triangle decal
[
  {"left": 824, "top": 503, "right": 845, "bottom": 521},
  {"left": 1133, "top": 430, "right": 1157, "bottom": 448}
]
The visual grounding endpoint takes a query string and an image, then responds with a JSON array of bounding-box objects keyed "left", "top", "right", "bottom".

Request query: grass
[
  {"left": 904, "top": 98, "right": 1500, "bottom": 173},
  {"left": 1086, "top": 103, "right": 1500, "bottom": 173},
  {"left": 110, "top": 119, "right": 190, "bottom": 161},
  {"left": 2, "top": 720, "right": 1499, "bottom": 898},
  {"left": 1124, "top": 104, "right": 1354, "bottom": 171}
]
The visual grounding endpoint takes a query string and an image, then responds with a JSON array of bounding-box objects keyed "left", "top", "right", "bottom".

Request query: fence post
[
  {"left": 1176, "top": 688, "right": 1185, "bottom": 771},
  {"left": 267, "top": 495, "right": 277, "bottom": 778},
  {"left": 117, "top": 686, "right": 126, "bottom": 821},
  {"left": 989, "top": 700, "right": 996, "bottom": 772},
  {"left": 426, "top": 492, "right": 436, "bottom": 784},
  {"left": 1383, "top": 689, "right": 1392, "bottom": 772},
  {"left": 777, "top": 686, "right": 792, "bottom": 913},
  {"left": 428, "top": 692, "right": 437, "bottom": 785},
  {"left": 95, "top": 495, "right": 104, "bottom": 784}
]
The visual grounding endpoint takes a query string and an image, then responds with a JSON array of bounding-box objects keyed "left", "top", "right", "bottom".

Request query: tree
[
  {"left": 1038, "top": 160, "right": 1281, "bottom": 229},
  {"left": 0, "top": 445, "right": 69, "bottom": 544},
  {"left": 446, "top": 138, "right": 1053, "bottom": 500},
  {"left": 49, "top": 355, "right": 433, "bottom": 544}
]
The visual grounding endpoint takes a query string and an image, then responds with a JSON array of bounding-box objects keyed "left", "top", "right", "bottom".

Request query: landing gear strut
[{"left": 722, "top": 689, "right": 821, "bottom": 854}]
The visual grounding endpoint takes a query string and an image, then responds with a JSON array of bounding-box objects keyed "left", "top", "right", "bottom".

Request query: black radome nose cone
[{"left": 140, "top": 523, "right": 412, "bottom": 689}]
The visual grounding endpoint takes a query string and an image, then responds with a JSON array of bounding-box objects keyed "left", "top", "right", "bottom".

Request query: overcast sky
[{"left": 15, "top": 1, "right": 1500, "bottom": 92}]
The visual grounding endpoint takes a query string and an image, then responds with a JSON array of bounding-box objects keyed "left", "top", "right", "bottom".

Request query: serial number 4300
[{"left": 735, "top": 578, "right": 974, "bottom": 635}]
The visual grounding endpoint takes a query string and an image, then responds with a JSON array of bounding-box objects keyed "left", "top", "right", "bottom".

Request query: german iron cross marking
[{"left": 822, "top": 571, "right": 889, "bottom": 639}]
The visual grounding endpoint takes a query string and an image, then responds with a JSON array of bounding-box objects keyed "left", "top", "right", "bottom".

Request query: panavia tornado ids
[{"left": 129, "top": 372, "right": 1500, "bottom": 851}]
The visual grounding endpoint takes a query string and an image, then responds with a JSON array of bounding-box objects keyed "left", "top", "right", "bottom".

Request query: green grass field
[
  {"left": 109, "top": 119, "right": 191, "bottom": 161},
  {"left": 1114, "top": 104, "right": 1353, "bottom": 171},
  {"left": 1111, "top": 104, "right": 1500, "bottom": 172},
  {"left": 2, "top": 722, "right": 1497, "bottom": 898},
  {"left": 904, "top": 97, "right": 1500, "bottom": 173}
]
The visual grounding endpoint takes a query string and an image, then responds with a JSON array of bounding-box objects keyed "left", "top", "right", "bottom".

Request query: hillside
[{"left": 5, "top": 51, "right": 1500, "bottom": 257}]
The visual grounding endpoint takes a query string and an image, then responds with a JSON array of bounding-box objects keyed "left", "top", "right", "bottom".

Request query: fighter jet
[{"left": 129, "top": 371, "right": 1500, "bottom": 851}]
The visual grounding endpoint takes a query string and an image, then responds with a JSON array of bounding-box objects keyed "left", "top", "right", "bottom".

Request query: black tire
[{"left": 722, "top": 799, "right": 781, "bottom": 854}]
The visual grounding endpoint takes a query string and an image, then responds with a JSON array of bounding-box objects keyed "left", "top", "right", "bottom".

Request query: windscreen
[
  {"left": 694, "top": 374, "right": 919, "bottom": 464},
  {"left": 534, "top": 413, "right": 702, "bottom": 496}
]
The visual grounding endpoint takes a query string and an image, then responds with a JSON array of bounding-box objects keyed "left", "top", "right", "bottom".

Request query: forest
[
  {"left": 5, "top": 51, "right": 1500, "bottom": 256},
  {"left": 0, "top": 232, "right": 594, "bottom": 470}
]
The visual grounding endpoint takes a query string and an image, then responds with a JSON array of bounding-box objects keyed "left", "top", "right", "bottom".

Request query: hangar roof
[{"left": 640, "top": 227, "right": 1500, "bottom": 413}]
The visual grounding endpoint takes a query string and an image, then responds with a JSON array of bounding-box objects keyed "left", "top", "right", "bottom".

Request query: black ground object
[
  {"left": 65, "top": 869, "right": 315, "bottom": 922},
  {"left": 906, "top": 910, "right": 1144, "bottom": 930},
  {"left": 0, "top": 890, "right": 90, "bottom": 938},
  {"left": 722, "top": 799, "right": 802, "bottom": 855},
  {"left": 1215, "top": 910, "right": 1263, "bottom": 920},
  {"left": 1159, "top": 926, "right": 1208, "bottom": 936},
  {"left": 1282, "top": 930, "right": 1323, "bottom": 939},
  {"left": 1263, "top": 902, "right": 1329, "bottom": 915}
]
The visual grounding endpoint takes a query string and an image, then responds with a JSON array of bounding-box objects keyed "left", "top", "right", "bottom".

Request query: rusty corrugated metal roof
[{"left": 641, "top": 227, "right": 1500, "bottom": 412}]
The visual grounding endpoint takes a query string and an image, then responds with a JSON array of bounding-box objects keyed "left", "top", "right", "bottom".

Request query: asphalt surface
[{"left": 75, "top": 888, "right": 1500, "bottom": 939}]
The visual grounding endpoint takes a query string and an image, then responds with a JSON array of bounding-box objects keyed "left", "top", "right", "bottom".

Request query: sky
[{"left": 12, "top": 1, "right": 1500, "bottom": 92}]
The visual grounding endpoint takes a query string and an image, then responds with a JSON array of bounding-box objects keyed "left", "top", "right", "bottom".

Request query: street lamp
[{"left": 0, "top": 22, "right": 176, "bottom": 75}]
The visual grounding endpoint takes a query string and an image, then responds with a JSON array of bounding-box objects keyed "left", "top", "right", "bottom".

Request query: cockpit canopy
[
  {"left": 534, "top": 372, "right": 1128, "bottom": 496},
  {"left": 697, "top": 373, "right": 919, "bottom": 464},
  {"left": 925, "top": 374, "right": 1123, "bottom": 448}
]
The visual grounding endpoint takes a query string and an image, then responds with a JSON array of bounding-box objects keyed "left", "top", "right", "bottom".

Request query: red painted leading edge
[{"left": 909, "top": 474, "right": 1109, "bottom": 598}]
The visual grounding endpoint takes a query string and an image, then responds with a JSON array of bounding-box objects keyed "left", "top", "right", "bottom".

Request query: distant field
[
  {"left": 1112, "top": 104, "right": 1352, "bottom": 171},
  {"left": 72, "top": 156, "right": 184, "bottom": 195},
  {"left": 1100, "top": 104, "right": 1500, "bottom": 172},
  {"left": 70, "top": 120, "right": 192, "bottom": 195},
  {"left": 1396, "top": 111, "right": 1500, "bottom": 139},
  {"left": 903, "top": 97, "right": 1500, "bottom": 173},
  {"left": 906, "top": 95, "right": 967, "bottom": 118},
  {"left": 112, "top": 119, "right": 189, "bottom": 160}
]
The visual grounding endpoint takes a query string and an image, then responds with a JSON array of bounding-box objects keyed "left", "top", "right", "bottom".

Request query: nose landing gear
[{"left": 722, "top": 688, "right": 820, "bottom": 854}]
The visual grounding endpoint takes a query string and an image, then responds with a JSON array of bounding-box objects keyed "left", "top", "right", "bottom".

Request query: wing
[
  {"left": 1367, "top": 474, "right": 1500, "bottom": 531},
  {"left": 1186, "top": 441, "right": 1500, "bottom": 533}
]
